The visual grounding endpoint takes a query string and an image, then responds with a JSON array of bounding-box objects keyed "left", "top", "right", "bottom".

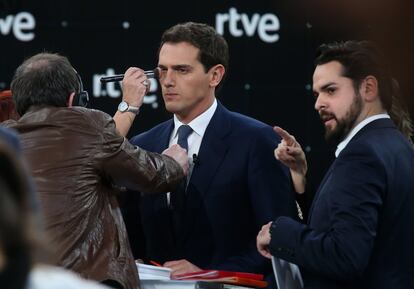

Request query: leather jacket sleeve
[{"left": 92, "top": 110, "right": 184, "bottom": 193}]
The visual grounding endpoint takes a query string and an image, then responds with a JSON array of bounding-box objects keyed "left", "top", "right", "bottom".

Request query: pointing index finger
[{"left": 273, "top": 126, "right": 295, "bottom": 146}]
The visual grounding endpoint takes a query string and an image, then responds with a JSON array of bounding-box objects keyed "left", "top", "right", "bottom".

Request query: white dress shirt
[
  {"left": 166, "top": 98, "right": 217, "bottom": 204},
  {"left": 335, "top": 113, "right": 390, "bottom": 157},
  {"left": 169, "top": 98, "right": 218, "bottom": 163}
]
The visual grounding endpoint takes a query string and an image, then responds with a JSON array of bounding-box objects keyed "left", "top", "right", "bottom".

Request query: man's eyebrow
[
  {"left": 157, "top": 64, "right": 192, "bottom": 70},
  {"left": 319, "top": 82, "right": 336, "bottom": 91},
  {"left": 313, "top": 82, "right": 337, "bottom": 96},
  {"left": 172, "top": 64, "right": 192, "bottom": 70}
]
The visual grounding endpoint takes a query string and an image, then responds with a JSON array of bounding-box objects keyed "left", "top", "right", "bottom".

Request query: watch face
[{"left": 118, "top": 101, "right": 128, "bottom": 112}]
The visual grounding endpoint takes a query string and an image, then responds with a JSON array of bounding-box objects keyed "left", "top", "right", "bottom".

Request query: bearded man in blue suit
[
  {"left": 257, "top": 41, "right": 414, "bottom": 289},
  {"left": 122, "top": 22, "right": 297, "bottom": 280}
]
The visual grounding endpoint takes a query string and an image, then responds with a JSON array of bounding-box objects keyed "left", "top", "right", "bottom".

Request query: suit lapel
[
  {"left": 151, "top": 120, "right": 174, "bottom": 153},
  {"left": 147, "top": 120, "right": 174, "bottom": 211},
  {"left": 307, "top": 163, "right": 335, "bottom": 224},
  {"left": 181, "top": 103, "right": 231, "bottom": 241},
  {"left": 307, "top": 118, "right": 397, "bottom": 224}
]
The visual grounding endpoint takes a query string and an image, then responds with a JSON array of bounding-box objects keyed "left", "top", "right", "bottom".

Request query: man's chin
[
  {"left": 164, "top": 102, "right": 179, "bottom": 113},
  {"left": 324, "top": 128, "right": 345, "bottom": 145}
]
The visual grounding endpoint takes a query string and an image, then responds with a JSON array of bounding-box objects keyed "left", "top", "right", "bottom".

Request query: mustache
[{"left": 319, "top": 111, "right": 336, "bottom": 121}]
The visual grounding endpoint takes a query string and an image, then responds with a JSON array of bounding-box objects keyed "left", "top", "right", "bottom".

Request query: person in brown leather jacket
[{"left": 2, "top": 53, "right": 189, "bottom": 289}]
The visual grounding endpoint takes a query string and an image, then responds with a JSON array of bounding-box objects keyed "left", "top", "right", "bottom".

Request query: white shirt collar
[
  {"left": 171, "top": 98, "right": 217, "bottom": 139},
  {"left": 335, "top": 113, "right": 390, "bottom": 157}
]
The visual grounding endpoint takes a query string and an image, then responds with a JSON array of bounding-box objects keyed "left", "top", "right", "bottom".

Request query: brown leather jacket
[{"left": 3, "top": 106, "right": 184, "bottom": 289}]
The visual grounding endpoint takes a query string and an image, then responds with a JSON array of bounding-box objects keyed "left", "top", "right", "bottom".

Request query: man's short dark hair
[
  {"left": 315, "top": 40, "right": 393, "bottom": 111},
  {"left": 11, "top": 53, "right": 79, "bottom": 116},
  {"left": 159, "top": 22, "right": 229, "bottom": 76}
]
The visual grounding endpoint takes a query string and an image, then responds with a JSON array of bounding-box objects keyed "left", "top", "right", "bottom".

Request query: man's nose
[
  {"left": 162, "top": 70, "right": 175, "bottom": 87},
  {"left": 314, "top": 94, "right": 325, "bottom": 111}
]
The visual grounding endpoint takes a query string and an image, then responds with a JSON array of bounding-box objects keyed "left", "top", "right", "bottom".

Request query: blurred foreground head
[{"left": 0, "top": 141, "right": 35, "bottom": 289}]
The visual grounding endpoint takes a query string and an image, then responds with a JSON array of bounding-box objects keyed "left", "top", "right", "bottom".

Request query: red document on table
[{"left": 172, "top": 270, "right": 267, "bottom": 288}]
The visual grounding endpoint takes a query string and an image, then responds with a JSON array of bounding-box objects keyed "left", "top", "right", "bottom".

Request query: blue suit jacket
[
  {"left": 125, "top": 102, "right": 297, "bottom": 275},
  {"left": 269, "top": 118, "right": 414, "bottom": 289},
  {"left": 0, "top": 126, "right": 21, "bottom": 152}
]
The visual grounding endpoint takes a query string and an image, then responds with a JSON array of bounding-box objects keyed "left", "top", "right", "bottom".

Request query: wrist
[
  {"left": 291, "top": 169, "right": 306, "bottom": 179},
  {"left": 118, "top": 101, "right": 140, "bottom": 114},
  {"left": 269, "top": 219, "right": 278, "bottom": 240},
  {"left": 122, "top": 111, "right": 136, "bottom": 123},
  {"left": 291, "top": 170, "right": 306, "bottom": 194}
]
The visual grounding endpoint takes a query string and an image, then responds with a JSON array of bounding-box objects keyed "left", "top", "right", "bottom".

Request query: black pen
[{"left": 100, "top": 68, "right": 159, "bottom": 83}]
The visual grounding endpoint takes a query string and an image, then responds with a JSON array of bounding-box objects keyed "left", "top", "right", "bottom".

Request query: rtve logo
[
  {"left": 0, "top": 12, "right": 36, "bottom": 42},
  {"left": 216, "top": 7, "right": 280, "bottom": 43}
]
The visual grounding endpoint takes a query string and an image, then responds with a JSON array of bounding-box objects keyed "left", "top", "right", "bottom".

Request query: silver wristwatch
[{"left": 118, "top": 101, "right": 140, "bottom": 114}]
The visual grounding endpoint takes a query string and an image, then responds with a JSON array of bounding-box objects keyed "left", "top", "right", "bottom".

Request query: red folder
[
  {"left": 202, "top": 276, "right": 268, "bottom": 288},
  {"left": 173, "top": 270, "right": 263, "bottom": 281},
  {"left": 172, "top": 270, "right": 267, "bottom": 288}
]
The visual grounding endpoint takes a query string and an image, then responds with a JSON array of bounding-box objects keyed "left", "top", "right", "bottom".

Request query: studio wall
[{"left": 2, "top": 0, "right": 413, "bottom": 189}]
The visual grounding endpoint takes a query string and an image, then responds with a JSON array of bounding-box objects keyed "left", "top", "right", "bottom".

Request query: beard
[{"left": 320, "top": 93, "right": 363, "bottom": 145}]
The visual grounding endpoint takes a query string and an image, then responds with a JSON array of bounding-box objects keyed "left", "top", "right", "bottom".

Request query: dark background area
[{"left": 1, "top": 0, "right": 413, "bottom": 196}]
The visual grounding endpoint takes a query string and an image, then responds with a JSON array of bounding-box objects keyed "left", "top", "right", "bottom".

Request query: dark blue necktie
[
  {"left": 171, "top": 125, "right": 192, "bottom": 239},
  {"left": 176, "top": 125, "right": 193, "bottom": 151}
]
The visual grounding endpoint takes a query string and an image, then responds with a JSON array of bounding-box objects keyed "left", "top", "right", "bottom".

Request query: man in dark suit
[
  {"left": 123, "top": 22, "right": 297, "bottom": 278},
  {"left": 257, "top": 40, "right": 414, "bottom": 289}
]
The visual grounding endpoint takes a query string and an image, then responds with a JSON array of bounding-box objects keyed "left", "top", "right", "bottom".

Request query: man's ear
[
  {"left": 209, "top": 64, "right": 225, "bottom": 88},
  {"left": 67, "top": 92, "right": 75, "bottom": 107},
  {"left": 360, "top": 75, "right": 379, "bottom": 102}
]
